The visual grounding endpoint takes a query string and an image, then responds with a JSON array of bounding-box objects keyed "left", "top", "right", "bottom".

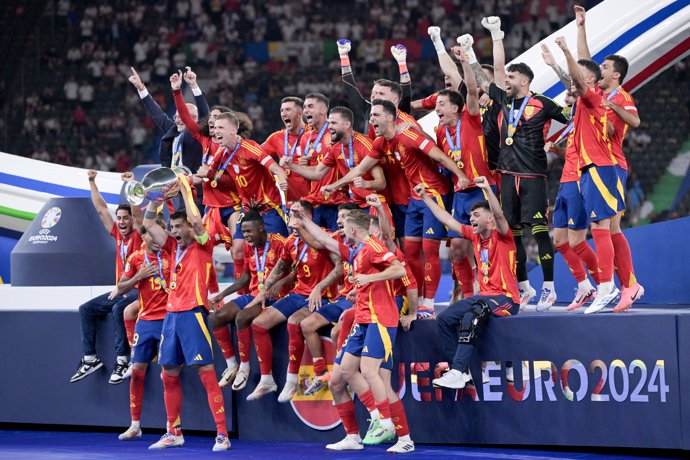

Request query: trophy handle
[{"left": 125, "top": 181, "right": 145, "bottom": 205}]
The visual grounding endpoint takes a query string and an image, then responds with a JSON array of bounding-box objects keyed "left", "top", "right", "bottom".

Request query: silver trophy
[{"left": 125, "top": 166, "right": 193, "bottom": 205}]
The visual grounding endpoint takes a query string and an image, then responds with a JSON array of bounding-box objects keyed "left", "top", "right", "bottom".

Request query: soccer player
[
  {"left": 298, "top": 92, "right": 346, "bottom": 231},
  {"left": 241, "top": 201, "right": 342, "bottom": 401},
  {"left": 575, "top": 5, "right": 644, "bottom": 312},
  {"left": 115, "top": 225, "right": 171, "bottom": 441},
  {"left": 414, "top": 178, "right": 519, "bottom": 389},
  {"left": 465, "top": 33, "right": 570, "bottom": 310},
  {"left": 262, "top": 96, "right": 311, "bottom": 204},
  {"left": 70, "top": 170, "right": 142, "bottom": 384},
  {"left": 554, "top": 36, "right": 623, "bottom": 313},
  {"left": 143, "top": 176, "right": 230, "bottom": 451},
  {"left": 208, "top": 209, "right": 294, "bottom": 389},
  {"left": 323, "top": 99, "right": 468, "bottom": 317}
]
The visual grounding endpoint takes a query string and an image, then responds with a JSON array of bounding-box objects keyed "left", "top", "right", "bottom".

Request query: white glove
[
  {"left": 456, "top": 34, "right": 477, "bottom": 64},
  {"left": 481, "top": 16, "right": 504, "bottom": 41},
  {"left": 337, "top": 39, "right": 351, "bottom": 55},
  {"left": 390, "top": 44, "right": 407, "bottom": 63},
  {"left": 427, "top": 26, "right": 446, "bottom": 55}
]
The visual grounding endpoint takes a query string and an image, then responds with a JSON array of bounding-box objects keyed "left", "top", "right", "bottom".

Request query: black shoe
[
  {"left": 70, "top": 357, "right": 104, "bottom": 382},
  {"left": 109, "top": 359, "right": 129, "bottom": 385}
]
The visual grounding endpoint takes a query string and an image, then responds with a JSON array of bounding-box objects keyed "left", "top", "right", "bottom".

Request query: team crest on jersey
[
  {"left": 310, "top": 248, "right": 318, "bottom": 257},
  {"left": 267, "top": 250, "right": 275, "bottom": 261},
  {"left": 124, "top": 262, "right": 131, "bottom": 272},
  {"left": 239, "top": 157, "right": 247, "bottom": 166},
  {"left": 233, "top": 164, "right": 240, "bottom": 174},
  {"left": 524, "top": 106, "right": 535, "bottom": 118}
]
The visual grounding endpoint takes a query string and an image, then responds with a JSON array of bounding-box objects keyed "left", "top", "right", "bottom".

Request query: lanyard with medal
[
  {"left": 144, "top": 250, "right": 168, "bottom": 292},
  {"left": 210, "top": 141, "right": 241, "bottom": 188},
  {"left": 304, "top": 122, "right": 329, "bottom": 157},
  {"left": 444, "top": 118, "right": 463, "bottom": 169},
  {"left": 254, "top": 239, "right": 271, "bottom": 291},
  {"left": 505, "top": 95, "right": 531, "bottom": 146},
  {"left": 555, "top": 102, "right": 576, "bottom": 144},
  {"left": 606, "top": 88, "right": 619, "bottom": 102},
  {"left": 284, "top": 127, "right": 305, "bottom": 161},
  {"left": 349, "top": 241, "right": 365, "bottom": 284},
  {"left": 293, "top": 237, "right": 310, "bottom": 269},
  {"left": 120, "top": 237, "right": 129, "bottom": 265},
  {"left": 342, "top": 136, "right": 356, "bottom": 199},
  {"left": 171, "top": 133, "right": 183, "bottom": 167},
  {"left": 479, "top": 240, "right": 491, "bottom": 285},
  {"left": 169, "top": 244, "right": 188, "bottom": 290}
]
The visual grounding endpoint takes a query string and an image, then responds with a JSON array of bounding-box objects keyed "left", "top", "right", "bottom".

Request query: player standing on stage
[{"left": 143, "top": 176, "right": 230, "bottom": 451}]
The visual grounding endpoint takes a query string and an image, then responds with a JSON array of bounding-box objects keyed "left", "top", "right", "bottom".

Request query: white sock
[
  {"left": 418, "top": 297, "right": 425, "bottom": 307},
  {"left": 422, "top": 298, "right": 435, "bottom": 309},
  {"left": 578, "top": 279, "right": 594, "bottom": 291},
  {"left": 286, "top": 373, "right": 298, "bottom": 385},
  {"left": 599, "top": 281, "right": 614, "bottom": 294},
  {"left": 518, "top": 281, "right": 531, "bottom": 291},
  {"left": 130, "top": 420, "right": 140, "bottom": 429},
  {"left": 398, "top": 434, "right": 412, "bottom": 442},
  {"left": 84, "top": 355, "right": 97, "bottom": 361},
  {"left": 369, "top": 408, "right": 380, "bottom": 419},
  {"left": 380, "top": 417, "right": 395, "bottom": 430},
  {"left": 225, "top": 357, "right": 238, "bottom": 369},
  {"left": 542, "top": 281, "right": 555, "bottom": 292},
  {"left": 239, "top": 361, "right": 250, "bottom": 372},
  {"left": 259, "top": 373, "right": 275, "bottom": 385},
  {"left": 346, "top": 433, "right": 362, "bottom": 442},
  {"left": 117, "top": 355, "right": 129, "bottom": 363}
]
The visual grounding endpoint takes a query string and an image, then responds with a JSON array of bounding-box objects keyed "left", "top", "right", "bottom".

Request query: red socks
[
  {"left": 403, "top": 239, "right": 424, "bottom": 296},
  {"left": 422, "top": 239, "right": 441, "bottom": 300},
  {"left": 252, "top": 324, "right": 273, "bottom": 375},
  {"left": 313, "top": 357, "right": 327, "bottom": 376},
  {"left": 375, "top": 398, "right": 392, "bottom": 419},
  {"left": 591, "top": 229, "right": 614, "bottom": 283},
  {"left": 199, "top": 369, "right": 227, "bottom": 436},
  {"left": 556, "top": 243, "right": 586, "bottom": 283},
  {"left": 612, "top": 232, "right": 636, "bottom": 288},
  {"left": 358, "top": 389, "right": 377, "bottom": 413},
  {"left": 234, "top": 258, "right": 248, "bottom": 294},
  {"left": 162, "top": 373, "right": 182, "bottom": 432},
  {"left": 129, "top": 368, "right": 145, "bottom": 422},
  {"left": 390, "top": 399, "right": 410, "bottom": 437},
  {"left": 237, "top": 327, "right": 252, "bottom": 363},
  {"left": 337, "top": 308, "right": 356, "bottom": 351},
  {"left": 573, "top": 241, "right": 601, "bottom": 284},
  {"left": 287, "top": 323, "right": 305, "bottom": 374},
  {"left": 335, "top": 400, "right": 359, "bottom": 435},
  {"left": 452, "top": 257, "right": 475, "bottom": 297},
  {"left": 124, "top": 318, "right": 136, "bottom": 346},
  {"left": 213, "top": 326, "right": 235, "bottom": 360}
]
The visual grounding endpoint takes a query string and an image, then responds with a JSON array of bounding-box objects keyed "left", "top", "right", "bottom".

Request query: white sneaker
[
  {"left": 536, "top": 287, "right": 556, "bottom": 312},
  {"left": 585, "top": 287, "right": 621, "bottom": 315},
  {"left": 519, "top": 286, "right": 536, "bottom": 310},
  {"left": 118, "top": 426, "right": 142, "bottom": 441},
  {"left": 231, "top": 367, "right": 250, "bottom": 391},
  {"left": 109, "top": 359, "right": 129, "bottom": 385},
  {"left": 212, "top": 434, "right": 231, "bottom": 451},
  {"left": 149, "top": 432, "right": 184, "bottom": 449},
  {"left": 387, "top": 439, "right": 415, "bottom": 453},
  {"left": 277, "top": 380, "right": 298, "bottom": 403},
  {"left": 326, "top": 435, "right": 364, "bottom": 451},
  {"left": 432, "top": 369, "right": 467, "bottom": 389},
  {"left": 122, "top": 362, "right": 133, "bottom": 380},
  {"left": 566, "top": 286, "right": 597, "bottom": 311},
  {"left": 246, "top": 381, "right": 278, "bottom": 401},
  {"left": 218, "top": 366, "right": 238, "bottom": 388}
]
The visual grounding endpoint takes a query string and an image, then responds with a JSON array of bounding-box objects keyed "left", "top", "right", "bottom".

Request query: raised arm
[
  {"left": 574, "top": 6, "right": 591, "bottom": 60},
  {"left": 184, "top": 66, "right": 209, "bottom": 118},
  {"left": 289, "top": 214, "right": 341, "bottom": 256},
  {"left": 541, "top": 43, "right": 572, "bottom": 90},
  {"left": 178, "top": 175, "right": 204, "bottom": 236},
  {"left": 555, "top": 37, "right": 586, "bottom": 97},
  {"left": 476, "top": 176, "right": 509, "bottom": 235},
  {"left": 456, "top": 50, "right": 480, "bottom": 116},
  {"left": 481, "top": 16, "right": 506, "bottom": 87},
  {"left": 130, "top": 67, "right": 174, "bottom": 133},
  {"left": 414, "top": 183, "right": 463, "bottom": 234},
  {"left": 142, "top": 201, "right": 169, "bottom": 247},
  {"left": 87, "top": 170, "right": 114, "bottom": 232},
  {"left": 172, "top": 73, "right": 202, "bottom": 139},
  {"left": 428, "top": 26, "right": 462, "bottom": 91},
  {"left": 281, "top": 157, "right": 331, "bottom": 181},
  {"left": 338, "top": 40, "right": 369, "bottom": 131},
  {"left": 366, "top": 194, "right": 395, "bottom": 252},
  {"left": 390, "top": 44, "right": 412, "bottom": 112}
]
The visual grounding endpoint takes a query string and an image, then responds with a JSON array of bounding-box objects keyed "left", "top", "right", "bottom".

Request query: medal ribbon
[
  {"left": 171, "top": 133, "right": 183, "bottom": 167},
  {"left": 342, "top": 137, "right": 356, "bottom": 199},
  {"left": 293, "top": 237, "right": 310, "bottom": 266},
  {"left": 254, "top": 239, "right": 271, "bottom": 286},
  {"left": 444, "top": 119, "right": 462, "bottom": 162},
  {"left": 212, "top": 141, "right": 241, "bottom": 183},
  {"left": 284, "top": 127, "right": 305, "bottom": 159},
  {"left": 144, "top": 250, "right": 167, "bottom": 291},
  {"left": 304, "top": 121, "right": 329, "bottom": 157},
  {"left": 555, "top": 102, "right": 576, "bottom": 144},
  {"left": 170, "top": 244, "right": 189, "bottom": 288},
  {"left": 507, "top": 96, "right": 531, "bottom": 138},
  {"left": 348, "top": 241, "right": 365, "bottom": 264}
]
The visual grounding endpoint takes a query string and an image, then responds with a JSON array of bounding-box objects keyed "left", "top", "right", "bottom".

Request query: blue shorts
[
  {"left": 396, "top": 295, "right": 407, "bottom": 315},
  {"left": 316, "top": 298, "right": 353, "bottom": 323},
  {"left": 233, "top": 294, "right": 277, "bottom": 309},
  {"left": 447, "top": 186, "right": 497, "bottom": 237},
  {"left": 580, "top": 165, "right": 621, "bottom": 222},
  {"left": 404, "top": 196, "right": 449, "bottom": 239},
  {"left": 205, "top": 205, "right": 236, "bottom": 224},
  {"left": 131, "top": 319, "right": 163, "bottom": 363},
  {"left": 391, "top": 204, "right": 408, "bottom": 237},
  {"left": 268, "top": 293, "right": 317, "bottom": 319},
  {"left": 313, "top": 204, "right": 339, "bottom": 231},
  {"left": 234, "top": 207, "right": 288, "bottom": 239},
  {"left": 336, "top": 323, "right": 398, "bottom": 370},
  {"left": 553, "top": 181, "right": 589, "bottom": 230},
  {"left": 158, "top": 307, "right": 215, "bottom": 367},
  {"left": 615, "top": 165, "right": 627, "bottom": 212}
]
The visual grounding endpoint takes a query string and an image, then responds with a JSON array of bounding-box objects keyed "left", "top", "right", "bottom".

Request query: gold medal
[
  {"left": 258, "top": 283, "right": 264, "bottom": 291},
  {"left": 170, "top": 281, "right": 177, "bottom": 290},
  {"left": 456, "top": 160, "right": 464, "bottom": 169},
  {"left": 483, "top": 275, "right": 489, "bottom": 284},
  {"left": 505, "top": 137, "right": 514, "bottom": 146},
  {"left": 210, "top": 180, "right": 218, "bottom": 188}
]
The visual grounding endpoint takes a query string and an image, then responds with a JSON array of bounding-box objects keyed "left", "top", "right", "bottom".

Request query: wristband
[
  {"left": 491, "top": 30, "right": 505, "bottom": 41},
  {"left": 144, "top": 209, "right": 157, "bottom": 220},
  {"left": 398, "top": 62, "right": 408, "bottom": 74},
  {"left": 466, "top": 48, "right": 478, "bottom": 65},
  {"left": 340, "top": 54, "right": 350, "bottom": 67}
]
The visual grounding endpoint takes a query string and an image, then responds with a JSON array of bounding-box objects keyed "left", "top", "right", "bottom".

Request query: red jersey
[
  {"left": 299, "top": 123, "right": 348, "bottom": 206},
  {"left": 435, "top": 110, "right": 494, "bottom": 191},
  {"left": 243, "top": 233, "right": 292, "bottom": 297},
  {"left": 281, "top": 233, "right": 339, "bottom": 300},
  {"left": 263, "top": 128, "right": 311, "bottom": 202},
  {"left": 110, "top": 224, "right": 142, "bottom": 284},
  {"left": 123, "top": 249, "right": 171, "bottom": 320},
  {"left": 370, "top": 128, "right": 450, "bottom": 198},
  {"left": 560, "top": 115, "right": 579, "bottom": 183},
  {"left": 392, "top": 246, "right": 417, "bottom": 297},
  {"left": 337, "top": 236, "right": 400, "bottom": 328},
  {"left": 332, "top": 231, "right": 354, "bottom": 298},
  {"left": 601, "top": 86, "right": 637, "bottom": 170},
  {"left": 576, "top": 86, "right": 616, "bottom": 169},
  {"left": 420, "top": 93, "right": 439, "bottom": 110},
  {"left": 166, "top": 235, "right": 215, "bottom": 312},
  {"left": 367, "top": 109, "right": 423, "bottom": 140},
  {"left": 460, "top": 225, "right": 520, "bottom": 306}
]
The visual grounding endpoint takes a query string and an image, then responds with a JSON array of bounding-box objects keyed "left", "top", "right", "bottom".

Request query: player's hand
[
  {"left": 456, "top": 34, "right": 474, "bottom": 51},
  {"left": 354, "top": 274, "right": 372, "bottom": 287},
  {"left": 128, "top": 67, "right": 145, "bottom": 91},
  {"left": 279, "top": 156, "right": 292, "bottom": 169},
  {"left": 366, "top": 194, "right": 382, "bottom": 208},
  {"left": 87, "top": 169, "right": 97, "bottom": 180},
  {"left": 452, "top": 45, "right": 468, "bottom": 63},
  {"left": 602, "top": 99, "right": 615, "bottom": 109},
  {"left": 574, "top": 5, "right": 586, "bottom": 27},
  {"left": 183, "top": 66, "right": 198, "bottom": 88},
  {"left": 400, "top": 313, "right": 416, "bottom": 332},
  {"left": 481, "top": 16, "right": 504, "bottom": 40},
  {"left": 474, "top": 176, "right": 490, "bottom": 190},
  {"left": 107, "top": 287, "right": 119, "bottom": 301},
  {"left": 308, "top": 287, "right": 323, "bottom": 312},
  {"left": 121, "top": 171, "right": 135, "bottom": 182},
  {"left": 555, "top": 36, "right": 568, "bottom": 52},
  {"left": 395, "top": 122, "right": 412, "bottom": 135},
  {"left": 413, "top": 183, "right": 428, "bottom": 198},
  {"left": 540, "top": 44, "right": 557, "bottom": 67},
  {"left": 320, "top": 184, "right": 335, "bottom": 197},
  {"left": 276, "top": 174, "right": 288, "bottom": 191},
  {"left": 390, "top": 44, "right": 407, "bottom": 63},
  {"left": 337, "top": 39, "right": 351, "bottom": 55},
  {"left": 346, "top": 288, "right": 357, "bottom": 304},
  {"left": 288, "top": 214, "right": 303, "bottom": 230},
  {"left": 427, "top": 26, "right": 442, "bottom": 41},
  {"left": 297, "top": 155, "right": 309, "bottom": 165},
  {"left": 265, "top": 283, "right": 282, "bottom": 300},
  {"left": 479, "top": 92, "right": 491, "bottom": 107},
  {"left": 196, "top": 164, "right": 210, "bottom": 178},
  {"left": 210, "top": 292, "right": 225, "bottom": 308},
  {"left": 136, "top": 264, "right": 159, "bottom": 281},
  {"left": 352, "top": 176, "right": 366, "bottom": 189},
  {"left": 456, "top": 173, "right": 470, "bottom": 190},
  {"left": 544, "top": 141, "right": 556, "bottom": 153},
  {"left": 170, "top": 70, "right": 183, "bottom": 91}
]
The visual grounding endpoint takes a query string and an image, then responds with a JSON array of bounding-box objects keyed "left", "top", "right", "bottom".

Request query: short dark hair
[
  {"left": 281, "top": 96, "right": 304, "bottom": 107},
  {"left": 437, "top": 89, "right": 465, "bottom": 112},
  {"left": 578, "top": 59, "right": 602, "bottom": 82},
  {"left": 338, "top": 202, "right": 360, "bottom": 212},
  {"left": 470, "top": 200, "right": 490, "bottom": 212},
  {"left": 304, "top": 92, "right": 329, "bottom": 108},
  {"left": 170, "top": 210, "right": 188, "bottom": 222},
  {"left": 371, "top": 99, "right": 397, "bottom": 117},
  {"left": 241, "top": 209, "right": 264, "bottom": 225},
  {"left": 215, "top": 111, "right": 240, "bottom": 129},
  {"left": 116, "top": 204, "right": 132, "bottom": 215},
  {"left": 297, "top": 200, "right": 314, "bottom": 217},
  {"left": 346, "top": 210, "right": 372, "bottom": 230},
  {"left": 506, "top": 63, "right": 534, "bottom": 82},
  {"left": 605, "top": 54, "right": 629, "bottom": 83},
  {"left": 373, "top": 79, "right": 402, "bottom": 100},
  {"left": 210, "top": 105, "right": 232, "bottom": 114},
  {"left": 329, "top": 106, "right": 354, "bottom": 125},
  {"left": 234, "top": 111, "right": 253, "bottom": 139}
]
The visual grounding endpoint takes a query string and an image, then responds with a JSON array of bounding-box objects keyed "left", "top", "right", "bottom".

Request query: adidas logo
[
  {"left": 425, "top": 228, "right": 435, "bottom": 235},
  {"left": 590, "top": 211, "right": 597, "bottom": 218},
  {"left": 194, "top": 354, "right": 203, "bottom": 361},
  {"left": 541, "top": 254, "right": 552, "bottom": 260},
  {"left": 533, "top": 212, "right": 544, "bottom": 219},
  {"left": 289, "top": 354, "right": 297, "bottom": 361},
  {"left": 216, "top": 407, "right": 225, "bottom": 414},
  {"left": 362, "top": 346, "right": 369, "bottom": 353},
  {"left": 568, "top": 218, "right": 574, "bottom": 225}
]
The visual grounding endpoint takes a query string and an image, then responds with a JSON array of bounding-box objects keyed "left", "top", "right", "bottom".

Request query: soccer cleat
[
  {"left": 362, "top": 419, "right": 396, "bottom": 445},
  {"left": 584, "top": 286, "right": 621, "bottom": 314},
  {"left": 70, "top": 357, "right": 104, "bottom": 382},
  {"left": 387, "top": 439, "right": 415, "bottom": 453},
  {"left": 304, "top": 373, "right": 329, "bottom": 396},
  {"left": 432, "top": 369, "right": 467, "bottom": 389},
  {"left": 519, "top": 286, "right": 536, "bottom": 310},
  {"left": 122, "top": 362, "right": 133, "bottom": 380},
  {"left": 231, "top": 367, "right": 250, "bottom": 391},
  {"left": 566, "top": 287, "right": 597, "bottom": 311},
  {"left": 148, "top": 432, "right": 184, "bottom": 449},
  {"left": 613, "top": 283, "right": 645, "bottom": 313},
  {"left": 118, "top": 426, "right": 142, "bottom": 441},
  {"left": 326, "top": 435, "right": 364, "bottom": 451},
  {"left": 246, "top": 381, "right": 278, "bottom": 401},
  {"left": 535, "top": 287, "right": 557, "bottom": 312},
  {"left": 109, "top": 359, "right": 130, "bottom": 385},
  {"left": 277, "top": 380, "right": 298, "bottom": 403},
  {"left": 416, "top": 306, "right": 435, "bottom": 319},
  {"left": 212, "top": 434, "right": 231, "bottom": 451},
  {"left": 218, "top": 366, "right": 239, "bottom": 388}
]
